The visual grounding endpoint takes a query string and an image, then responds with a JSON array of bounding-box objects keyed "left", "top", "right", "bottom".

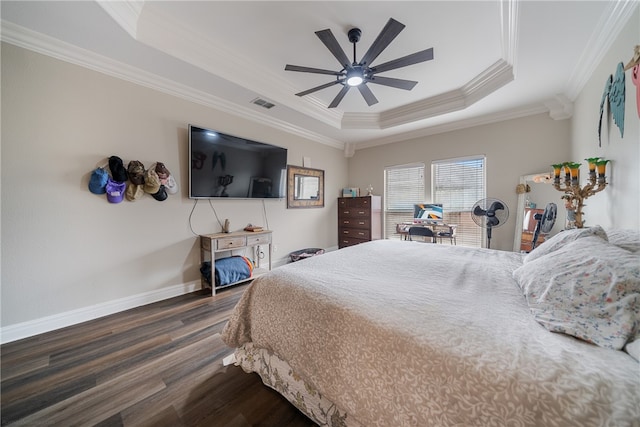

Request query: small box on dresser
[{"left": 338, "top": 195, "right": 382, "bottom": 248}]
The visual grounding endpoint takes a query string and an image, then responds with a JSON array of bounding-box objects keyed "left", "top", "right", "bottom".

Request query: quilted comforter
[{"left": 222, "top": 239, "right": 639, "bottom": 426}]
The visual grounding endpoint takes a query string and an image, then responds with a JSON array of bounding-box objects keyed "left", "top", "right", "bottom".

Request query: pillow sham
[
  {"left": 523, "top": 225, "right": 608, "bottom": 263},
  {"left": 513, "top": 235, "right": 640, "bottom": 351},
  {"left": 606, "top": 229, "right": 640, "bottom": 253}
]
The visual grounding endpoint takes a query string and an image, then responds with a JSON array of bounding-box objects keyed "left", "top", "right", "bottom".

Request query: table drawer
[
  {"left": 216, "top": 236, "right": 247, "bottom": 250},
  {"left": 247, "top": 233, "right": 271, "bottom": 245},
  {"left": 340, "top": 218, "right": 370, "bottom": 228},
  {"left": 339, "top": 227, "right": 371, "bottom": 240}
]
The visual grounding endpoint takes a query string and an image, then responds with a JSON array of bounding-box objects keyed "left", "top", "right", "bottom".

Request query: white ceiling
[{"left": 1, "top": 1, "right": 636, "bottom": 153}]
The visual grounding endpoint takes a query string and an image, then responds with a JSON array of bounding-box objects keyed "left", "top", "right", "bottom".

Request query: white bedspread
[{"left": 222, "top": 240, "right": 640, "bottom": 426}]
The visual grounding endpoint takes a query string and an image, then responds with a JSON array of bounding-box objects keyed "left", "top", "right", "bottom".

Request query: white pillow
[
  {"left": 606, "top": 229, "right": 640, "bottom": 253},
  {"left": 523, "top": 225, "right": 608, "bottom": 263},
  {"left": 624, "top": 339, "right": 640, "bottom": 362},
  {"left": 513, "top": 235, "right": 640, "bottom": 351}
]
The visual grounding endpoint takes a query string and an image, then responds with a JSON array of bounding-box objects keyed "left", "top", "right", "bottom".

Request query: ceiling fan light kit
[{"left": 285, "top": 18, "right": 434, "bottom": 108}]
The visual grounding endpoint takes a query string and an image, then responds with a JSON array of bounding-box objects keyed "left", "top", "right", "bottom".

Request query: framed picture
[{"left": 287, "top": 165, "right": 324, "bottom": 208}]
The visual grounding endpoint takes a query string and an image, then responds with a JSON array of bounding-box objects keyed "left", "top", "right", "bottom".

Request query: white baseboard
[
  {"left": 0, "top": 280, "right": 201, "bottom": 345},
  {"left": 1, "top": 250, "right": 338, "bottom": 344}
]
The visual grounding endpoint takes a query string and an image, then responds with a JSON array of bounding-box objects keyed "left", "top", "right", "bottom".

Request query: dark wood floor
[{"left": 1, "top": 284, "right": 317, "bottom": 427}]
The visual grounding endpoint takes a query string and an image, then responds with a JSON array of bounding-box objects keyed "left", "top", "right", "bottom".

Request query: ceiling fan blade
[
  {"left": 359, "top": 18, "right": 405, "bottom": 67},
  {"left": 357, "top": 84, "right": 379, "bottom": 106},
  {"left": 315, "top": 29, "right": 351, "bottom": 69},
  {"left": 328, "top": 85, "right": 351, "bottom": 108},
  {"left": 367, "top": 75, "right": 417, "bottom": 91},
  {"left": 295, "top": 80, "right": 343, "bottom": 97},
  {"left": 285, "top": 64, "right": 343, "bottom": 76},
  {"left": 370, "top": 48, "right": 434, "bottom": 74}
]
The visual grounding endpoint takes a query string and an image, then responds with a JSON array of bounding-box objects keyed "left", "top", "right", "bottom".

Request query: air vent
[{"left": 251, "top": 98, "right": 275, "bottom": 109}]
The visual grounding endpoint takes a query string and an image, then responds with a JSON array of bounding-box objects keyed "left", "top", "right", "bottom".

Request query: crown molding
[
  {"left": 544, "top": 95, "right": 574, "bottom": 120},
  {"left": 0, "top": 21, "right": 345, "bottom": 151},
  {"left": 565, "top": 0, "right": 639, "bottom": 100}
]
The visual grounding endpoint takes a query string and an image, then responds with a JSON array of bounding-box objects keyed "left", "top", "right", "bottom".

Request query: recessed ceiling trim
[
  {"left": 354, "top": 104, "right": 548, "bottom": 151},
  {"left": 0, "top": 21, "right": 345, "bottom": 151},
  {"left": 351, "top": 59, "right": 513, "bottom": 130}
]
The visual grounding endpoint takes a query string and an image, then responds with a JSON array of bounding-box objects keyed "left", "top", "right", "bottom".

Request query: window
[
  {"left": 432, "top": 156, "right": 486, "bottom": 247},
  {"left": 384, "top": 163, "right": 425, "bottom": 239}
]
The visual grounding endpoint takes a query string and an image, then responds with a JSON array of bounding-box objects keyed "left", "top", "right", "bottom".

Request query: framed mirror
[
  {"left": 513, "top": 173, "right": 565, "bottom": 252},
  {"left": 287, "top": 165, "right": 324, "bottom": 208}
]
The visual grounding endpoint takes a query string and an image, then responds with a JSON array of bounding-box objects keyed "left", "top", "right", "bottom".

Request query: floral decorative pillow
[
  {"left": 513, "top": 235, "right": 640, "bottom": 351},
  {"left": 523, "top": 225, "right": 608, "bottom": 263},
  {"left": 606, "top": 229, "right": 640, "bottom": 253}
]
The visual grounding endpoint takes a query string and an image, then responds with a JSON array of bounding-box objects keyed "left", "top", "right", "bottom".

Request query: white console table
[{"left": 199, "top": 230, "right": 272, "bottom": 295}]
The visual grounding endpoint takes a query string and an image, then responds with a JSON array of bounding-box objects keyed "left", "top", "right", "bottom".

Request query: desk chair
[
  {"left": 437, "top": 225, "right": 457, "bottom": 245},
  {"left": 408, "top": 226, "right": 435, "bottom": 243}
]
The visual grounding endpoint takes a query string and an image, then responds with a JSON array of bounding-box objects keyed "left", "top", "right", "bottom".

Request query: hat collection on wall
[{"left": 88, "top": 156, "right": 178, "bottom": 203}]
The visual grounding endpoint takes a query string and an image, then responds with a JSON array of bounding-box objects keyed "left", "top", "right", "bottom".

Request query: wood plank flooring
[{"left": 1, "top": 285, "right": 317, "bottom": 426}]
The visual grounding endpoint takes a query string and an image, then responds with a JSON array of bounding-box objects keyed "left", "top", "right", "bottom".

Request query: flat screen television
[
  {"left": 413, "top": 203, "right": 444, "bottom": 222},
  {"left": 188, "top": 124, "right": 288, "bottom": 199}
]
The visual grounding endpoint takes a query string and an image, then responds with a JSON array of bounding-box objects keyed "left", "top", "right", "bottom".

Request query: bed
[{"left": 221, "top": 227, "right": 640, "bottom": 426}]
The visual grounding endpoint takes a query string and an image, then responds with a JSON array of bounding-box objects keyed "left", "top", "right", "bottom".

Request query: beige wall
[
  {"left": 348, "top": 114, "right": 572, "bottom": 251},
  {"left": 571, "top": 8, "right": 639, "bottom": 230},
  {"left": 2, "top": 7, "right": 638, "bottom": 337},
  {"left": 1, "top": 43, "right": 347, "bottom": 330}
]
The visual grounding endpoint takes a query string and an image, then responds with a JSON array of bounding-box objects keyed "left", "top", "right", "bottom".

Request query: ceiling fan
[{"left": 285, "top": 18, "right": 434, "bottom": 108}]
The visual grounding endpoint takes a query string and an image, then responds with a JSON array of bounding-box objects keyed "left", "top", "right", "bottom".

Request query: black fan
[
  {"left": 471, "top": 198, "right": 509, "bottom": 249},
  {"left": 285, "top": 18, "right": 434, "bottom": 108},
  {"left": 531, "top": 203, "right": 557, "bottom": 250}
]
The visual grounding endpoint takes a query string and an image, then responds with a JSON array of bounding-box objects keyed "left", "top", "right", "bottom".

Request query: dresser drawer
[
  {"left": 339, "top": 227, "right": 371, "bottom": 240},
  {"left": 246, "top": 233, "right": 271, "bottom": 245},
  {"left": 216, "top": 236, "right": 247, "bottom": 250},
  {"left": 338, "top": 236, "right": 368, "bottom": 248},
  {"left": 339, "top": 208, "right": 371, "bottom": 217},
  {"left": 339, "top": 217, "right": 370, "bottom": 228}
]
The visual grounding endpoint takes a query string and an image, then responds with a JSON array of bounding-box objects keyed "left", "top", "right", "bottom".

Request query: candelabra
[{"left": 551, "top": 158, "right": 609, "bottom": 228}]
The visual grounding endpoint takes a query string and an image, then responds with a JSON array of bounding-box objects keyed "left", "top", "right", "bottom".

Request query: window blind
[
  {"left": 384, "top": 164, "right": 425, "bottom": 239},
  {"left": 432, "top": 156, "right": 486, "bottom": 247}
]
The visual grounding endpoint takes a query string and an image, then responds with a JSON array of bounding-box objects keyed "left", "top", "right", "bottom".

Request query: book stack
[{"left": 244, "top": 225, "right": 263, "bottom": 232}]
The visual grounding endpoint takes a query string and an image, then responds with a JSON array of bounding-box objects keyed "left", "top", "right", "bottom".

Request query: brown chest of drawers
[{"left": 338, "top": 196, "right": 382, "bottom": 248}]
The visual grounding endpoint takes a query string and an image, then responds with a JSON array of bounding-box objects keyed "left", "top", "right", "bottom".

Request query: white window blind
[
  {"left": 432, "top": 156, "right": 486, "bottom": 247},
  {"left": 384, "top": 164, "right": 425, "bottom": 239}
]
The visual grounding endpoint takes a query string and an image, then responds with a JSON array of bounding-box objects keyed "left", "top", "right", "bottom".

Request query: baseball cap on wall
[
  {"left": 143, "top": 168, "right": 161, "bottom": 194},
  {"left": 109, "top": 156, "right": 128, "bottom": 182},
  {"left": 106, "top": 178, "right": 126, "bottom": 203},
  {"left": 152, "top": 185, "right": 168, "bottom": 201},
  {"left": 88, "top": 167, "right": 109, "bottom": 194},
  {"left": 128, "top": 160, "right": 146, "bottom": 185}
]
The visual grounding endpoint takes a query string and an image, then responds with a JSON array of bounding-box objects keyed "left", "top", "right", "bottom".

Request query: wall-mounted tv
[
  {"left": 413, "top": 203, "right": 444, "bottom": 222},
  {"left": 188, "top": 124, "right": 288, "bottom": 199}
]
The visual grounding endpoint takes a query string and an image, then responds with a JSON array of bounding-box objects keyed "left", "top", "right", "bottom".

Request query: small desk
[{"left": 396, "top": 222, "right": 457, "bottom": 244}]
